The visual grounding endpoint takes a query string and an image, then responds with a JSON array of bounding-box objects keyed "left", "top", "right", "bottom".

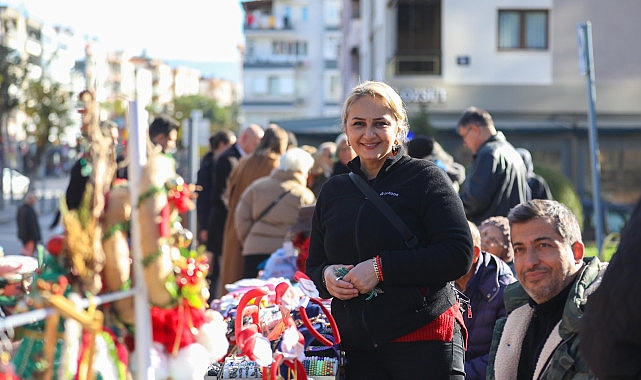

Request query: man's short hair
[
  {"left": 209, "top": 130, "right": 235, "bottom": 150},
  {"left": 149, "top": 114, "right": 179, "bottom": 140},
  {"left": 457, "top": 106, "right": 494, "bottom": 129},
  {"left": 508, "top": 199, "right": 583, "bottom": 246}
]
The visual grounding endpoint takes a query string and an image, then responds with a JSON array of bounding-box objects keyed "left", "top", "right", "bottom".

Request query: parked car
[
  {"left": 2, "top": 168, "right": 30, "bottom": 199},
  {"left": 582, "top": 199, "right": 633, "bottom": 242}
]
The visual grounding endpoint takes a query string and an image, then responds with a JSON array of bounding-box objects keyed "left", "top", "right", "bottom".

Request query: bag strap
[
  {"left": 255, "top": 189, "right": 292, "bottom": 223},
  {"left": 349, "top": 172, "right": 418, "bottom": 248}
]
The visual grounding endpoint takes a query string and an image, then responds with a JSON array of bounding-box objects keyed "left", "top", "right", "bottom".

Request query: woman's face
[
  {"left": 480, "top": 224, "right": 510, "bottom": 261},
  {"left": 344, "top": 96, "right": 400, "bottom": 174}
]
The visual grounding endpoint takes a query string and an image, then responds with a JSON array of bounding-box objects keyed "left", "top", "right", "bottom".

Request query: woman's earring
[{"left": 392, "top": 141, "right": 401, "bottom": 156}]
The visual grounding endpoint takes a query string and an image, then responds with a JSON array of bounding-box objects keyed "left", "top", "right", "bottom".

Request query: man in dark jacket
[
  {"left": 205, "top": 124, "right": 263, "bottom": 301},
  {"left": 17, "top": 192, "right": 42, "bottom": 256},
  {"left": 195, "top": 130, "right": 236, "bottom": 245},
  {"left": 456, "top": 221, "right": 516, "bottom": 380},
  {"left": 457, "top": 107, "right": 530, "bottom": 224}
]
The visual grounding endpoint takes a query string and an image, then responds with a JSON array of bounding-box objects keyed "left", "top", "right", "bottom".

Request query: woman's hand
[
  {"left": 323, "top": 264, "right": 359, "bottom": 300},
  {"left": 343, "top": 259, "right": 380, "bottom": 295}
]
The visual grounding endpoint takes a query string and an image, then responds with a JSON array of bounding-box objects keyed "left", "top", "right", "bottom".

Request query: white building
[
  {"left": 240, "top": 0, "right": 343, "bottom": 127},
  {"left": 342, "top": 0, "right": 641, "bottom": 208}
]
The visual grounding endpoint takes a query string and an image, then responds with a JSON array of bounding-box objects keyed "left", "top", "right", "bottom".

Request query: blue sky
[{"left": 5, "top": 0, "right": 244, "bottom": 79}]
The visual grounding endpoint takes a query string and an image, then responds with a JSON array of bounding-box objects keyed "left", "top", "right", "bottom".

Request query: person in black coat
[
  {"left": 457, "top": 107, "right": 530, "bottom": 224},
  {"left": 16, "top": 192, "right": 42, "bottom": 256},
  {"left": 580, "top": 197, "right": 641, "bottom": 379},
  {"left": 195, "top": 130, "right": 236, "bottom": 245},
  {"left": 517, "top": 147, "right": 553, "bottom": 200},
  {"left": 306, "top": 81, "right": 472, "bottom": 379}
]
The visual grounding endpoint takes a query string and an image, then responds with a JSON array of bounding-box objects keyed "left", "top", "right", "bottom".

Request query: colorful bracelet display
[
  {"left": 302, "top": 356, "right": 339, "bottom": 376},
  {"left": 215, "top": 356, "right": 338, "bottom": 378}
]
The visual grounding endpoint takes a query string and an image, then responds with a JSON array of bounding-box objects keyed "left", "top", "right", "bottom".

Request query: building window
[
  {"left": 268, "top": 76, "right": 280, "bottom": 95},
  {"left": 396, "top": 0, "right": 442, "bottom": 75},
  {"left": 498, "top": 10, "right": 548, "bottom": 50},
  {"left": 272, "top": 40, "right": 308, "bottom": 56}
]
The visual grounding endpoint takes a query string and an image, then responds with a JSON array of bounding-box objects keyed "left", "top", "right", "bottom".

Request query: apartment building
[
  {"left": 240, "top": 0, "right": 343, "bottom": 126},
  {"left": 341, "top": 0, "right": 641, "bottom": 206}
]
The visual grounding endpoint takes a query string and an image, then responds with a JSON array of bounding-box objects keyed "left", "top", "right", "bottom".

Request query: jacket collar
[
  {"left": 467, "top": 251, "right": 505, "bottom": 299},
  {"left": 475, "top": 131, "right": 507, "bottom": 158},
  {"left": 346, "top": 146, "right": 409, "bottom": 181}
]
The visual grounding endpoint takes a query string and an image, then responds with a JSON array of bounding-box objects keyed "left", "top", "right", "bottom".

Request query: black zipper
[{"left": 354, "top": 196, "right": 379, "bottom": 348}]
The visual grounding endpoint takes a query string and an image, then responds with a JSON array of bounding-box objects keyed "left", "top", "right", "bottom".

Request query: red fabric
[
  {"left": 294, "top": 235, "right": 310, "bottom": 273},
  {"left": 150, "top": 301, "right": 207, "bottom": 353},
  {"left": 392, "top": 302, "right": 467, "bottom": 347}
]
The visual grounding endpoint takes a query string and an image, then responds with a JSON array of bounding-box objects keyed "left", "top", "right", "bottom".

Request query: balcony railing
[{"left": 393, "top": 54, "right": 441, "bottom": 75}]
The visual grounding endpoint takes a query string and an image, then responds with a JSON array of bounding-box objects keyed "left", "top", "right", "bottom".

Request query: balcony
[
  {"left": 393, "top": 54, "right": 441, "bottom": 76},
  {"left": 244, "top": 56, "right": 307, "bottom": 69},
  {"left": 244, "top": 13, "right": 293, "bottom": 32}
]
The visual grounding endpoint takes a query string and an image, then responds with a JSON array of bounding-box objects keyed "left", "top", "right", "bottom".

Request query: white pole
[
  {"left": 188, "top": 110, "right": 202, "bottom": 236},
  {"left": 127, "top": 100, "right": 153, "bottom": 380}
]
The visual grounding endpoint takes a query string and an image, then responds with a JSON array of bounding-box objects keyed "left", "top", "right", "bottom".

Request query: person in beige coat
[
  {"left": 235, "top": 147, "right": 316, "bottom": 278},
  {"left": 218, "top": 125, "right": 289, "bottom": 295}
]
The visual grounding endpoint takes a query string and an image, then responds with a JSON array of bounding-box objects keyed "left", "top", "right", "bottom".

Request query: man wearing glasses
[{"left": 456, "top": 107, "right": 530, "bottom": 224}]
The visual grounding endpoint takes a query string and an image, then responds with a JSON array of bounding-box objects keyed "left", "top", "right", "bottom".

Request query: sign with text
[{"left": 399, "top": 87, "right": 448, "bottom": 104}]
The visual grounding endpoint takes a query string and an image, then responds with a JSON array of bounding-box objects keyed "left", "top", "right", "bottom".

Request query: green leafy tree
[
  {"left": 23, "top": 77, "right": 74, "bottom": 178},
  {"left": 172, "top": 94, "right": 238, "bottom": 136},
  {"left": 408, "top": 103, "right": 435, "bottom": 137}
]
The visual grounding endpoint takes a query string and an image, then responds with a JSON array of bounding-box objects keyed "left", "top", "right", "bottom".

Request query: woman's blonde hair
[{"left": 341, "top": 81, "right": 409, "bottom": 143}]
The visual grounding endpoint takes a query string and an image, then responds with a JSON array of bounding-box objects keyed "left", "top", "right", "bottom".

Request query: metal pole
[{"left": 578, "top": 21, "right": 604, "bottom": 256}]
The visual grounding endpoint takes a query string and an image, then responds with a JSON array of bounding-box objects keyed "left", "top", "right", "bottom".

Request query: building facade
[
  {"left": 341, "top": 0, "right": 641, "bottom": 207},
  {"left": 1, "top": 4, "right": 236, "bottom": 159},
  {"left": 240, "top": 0, "right": 343, "bottom": 127}
]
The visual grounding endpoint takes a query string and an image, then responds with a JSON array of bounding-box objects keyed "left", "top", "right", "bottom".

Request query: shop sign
[{"left": 399, "top": 87, "right": 447, "bottom": 104}]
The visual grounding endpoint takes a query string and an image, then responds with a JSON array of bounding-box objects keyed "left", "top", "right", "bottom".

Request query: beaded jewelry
[{"left": 334, "top": 267, "right": 383, "bottom": 300}]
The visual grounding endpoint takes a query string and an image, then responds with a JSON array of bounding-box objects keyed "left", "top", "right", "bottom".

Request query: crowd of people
[
  {"left": 193, "top": 81, "right": 638, "bottom": 379},
  {"left": 8, "top": 82, "right": 637, "bottom": 379}
]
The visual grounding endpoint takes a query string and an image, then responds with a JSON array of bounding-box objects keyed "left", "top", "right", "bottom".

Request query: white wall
[{"left": 442, "top": 0, "right": 553, "bottom": 85}]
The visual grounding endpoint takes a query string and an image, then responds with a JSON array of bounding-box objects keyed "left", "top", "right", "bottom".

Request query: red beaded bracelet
[
  {"left": 375, "top": 255, "right": 384, "bottom": 282},
  {"left": 372, "top": 256, "right": 384, "bottom": 282}
]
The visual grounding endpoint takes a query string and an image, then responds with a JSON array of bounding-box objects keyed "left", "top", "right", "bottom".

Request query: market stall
[{"left": 0, "top": 94, "right": 341, "bottom": 380}]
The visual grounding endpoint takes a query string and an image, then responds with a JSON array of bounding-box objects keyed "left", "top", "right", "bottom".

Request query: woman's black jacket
[{"left": 306, "top": 152, "right": 473, "bottom": 349}]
